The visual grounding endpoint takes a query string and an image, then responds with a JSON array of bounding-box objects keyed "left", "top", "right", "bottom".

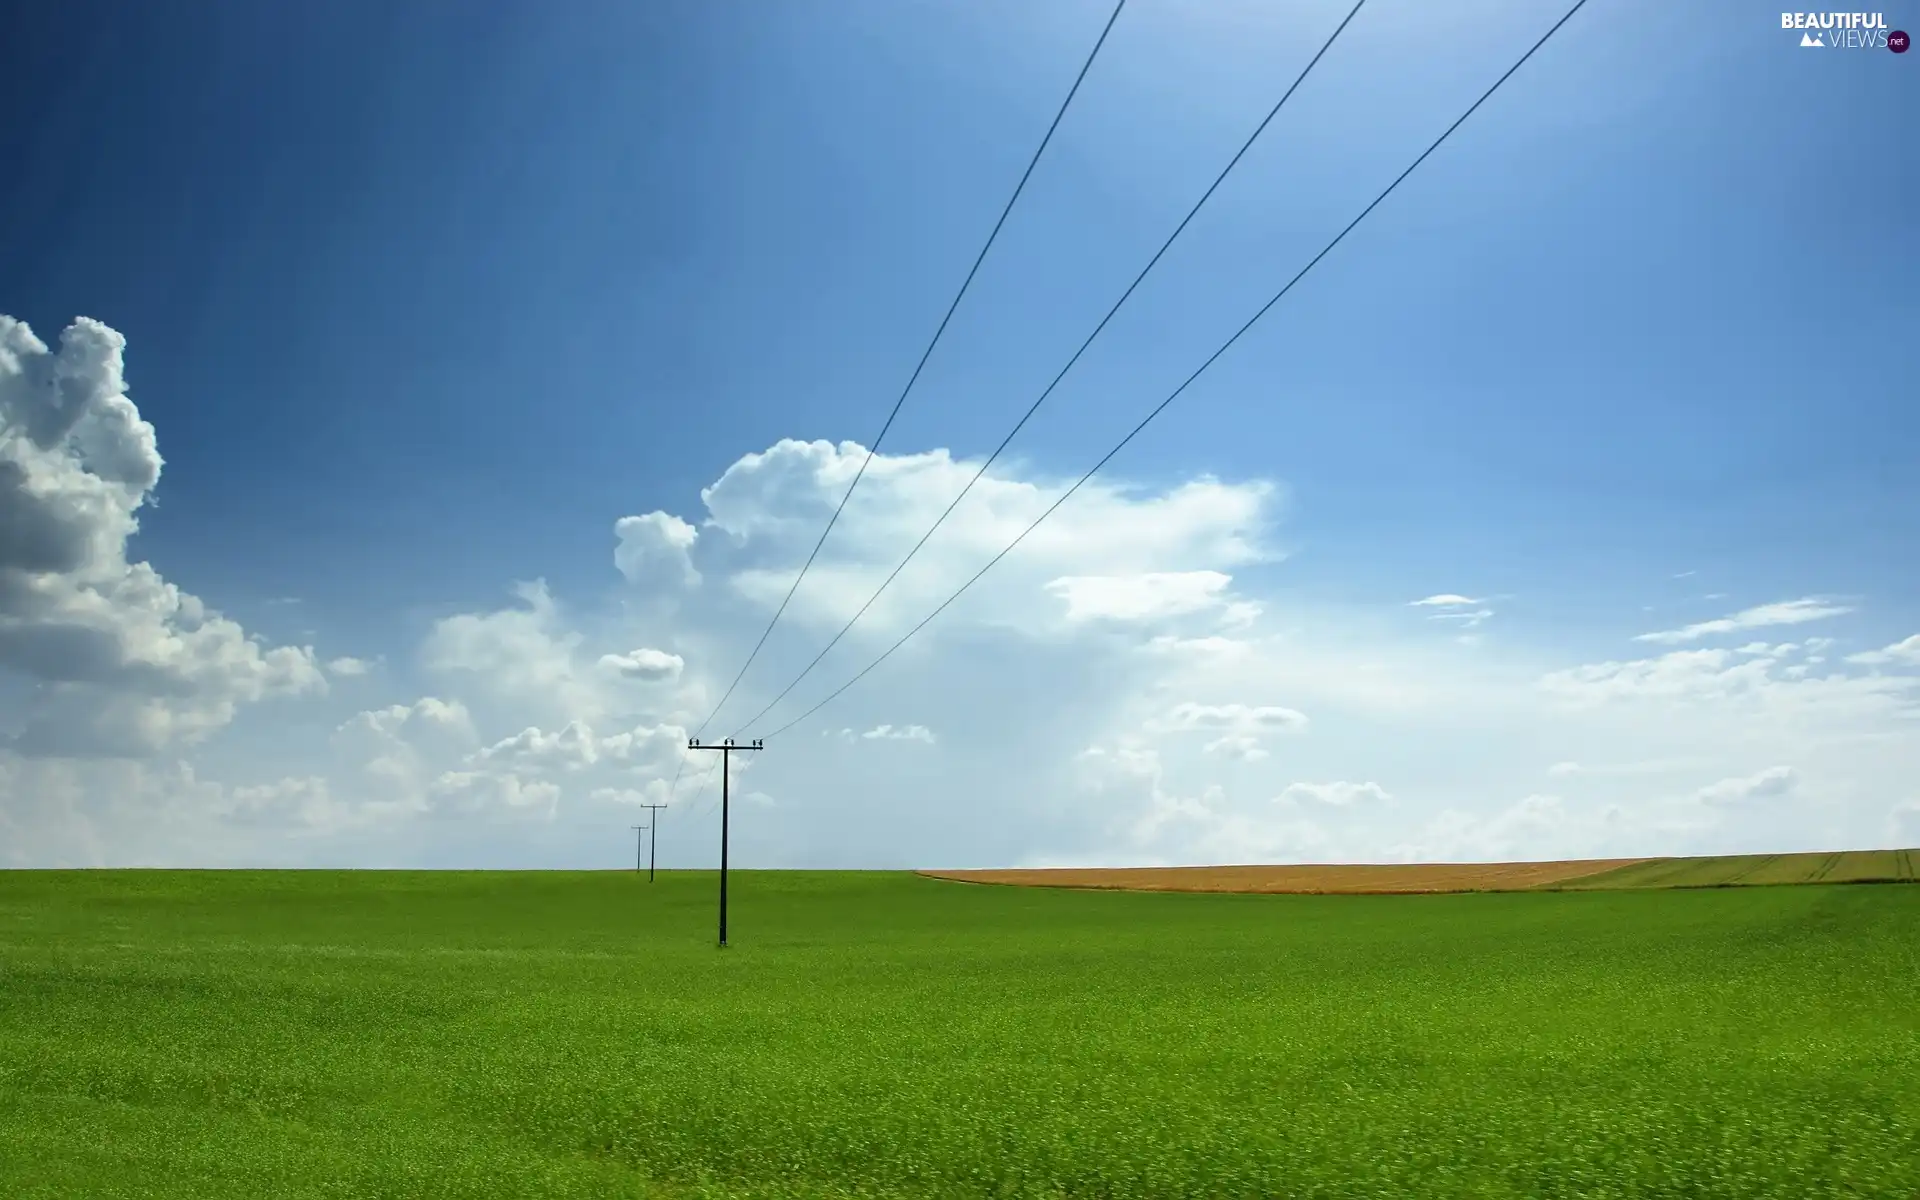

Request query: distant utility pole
[
  {"left": 687, "top": 737, "right": 763, "bottom": 948},
  {"left": 639, "top": 803, "right": 667, "bottom": 881},
  {"left": 630, "top": 825, "right": 649, "bottom": 874}
]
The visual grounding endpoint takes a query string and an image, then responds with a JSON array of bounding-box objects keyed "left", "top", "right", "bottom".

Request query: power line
[
  {"left": 659, "top": 718, "right": 703, "bottom": 819},
  {"left": 671, "top": 0, "right": 1130, "bottom": 775},
  {"left": 676, "top": 754, "right": 724, "bottom": 825},
  {"left": 759, "top": 0, "right": 1593, "bottom": 743},
  {"left": 733, "top": 0, "right": 1369, "bottom": 738}
]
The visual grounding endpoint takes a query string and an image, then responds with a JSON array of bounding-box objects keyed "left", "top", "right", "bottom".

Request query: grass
[
  {"left": 2, "top": 869, "right": 1917, "bottom": 1198},
  {"left": 1563, "top": 850, "right": 1916, "bottom": 890},
  {"left": 919, "top": 858, "right": 1646, "bottom": 894}
]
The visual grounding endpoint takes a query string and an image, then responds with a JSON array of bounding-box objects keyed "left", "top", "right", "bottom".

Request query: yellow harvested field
[{"left": 920, "top": 858, "right": 1649, "bottom": 895}]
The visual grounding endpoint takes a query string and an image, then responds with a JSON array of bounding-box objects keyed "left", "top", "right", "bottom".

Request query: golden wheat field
[{"left": 920, "top": 849, "right": 1920, "bottom": 895}]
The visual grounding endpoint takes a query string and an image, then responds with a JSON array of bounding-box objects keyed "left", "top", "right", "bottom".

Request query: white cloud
[
  {"left": 0, "top": 316, "right": 324, "bottom": 756},
  {"left": 1278, "top": 780, "right": 1392, "bottom": 807},
  {"left": 0, "top": 756, "right": 226, "bottom": 866},
  {"left": 598, "top": 647, "right": 684, "bottom": 681},
  {"left": 428, "top": 770, "right": 562, "bottom": 819},
  {"left": 441, "top": 719, "right": 696, "bottom": 821},
  {"left": 1070, "top": 741, "right": 1309, "bottom": 865},
  {"left": 1430, "top": 607, "right": 1494, "bottom": 628},
  {"left": 1387, "top": 794, "right": 1572, "bottom": 863},
  {"left": 1145, "top": 634, "right": 1253, "bottom": 661},
  {"left": 1410, "top": 594, "right": 1494, "bottom": 629},
  {"left": 312, "top": 713, "right": 698, "bottom": 832},
  {"left": 857, "top": 723, "right": 935, "bottom": 743},
  {"left": 1634, "top": 597, "right": 1854, "bottom": 645},
  {"left": 325, "top": 696, "right": 479, "bottom": 816},
  {"left": 1547, "top": 758, "right": 1700, "bottom": 778},
  {"left": 829, "top": 724, "right": 937, "bottom": 745},
  {"left": 1150, "top": 702, "right": 1309, "bottom": 733},
  {"left": 703, "top": 438, "right": 1273, "bottom": 635},
  {"left": 224, "top": 776, "right": 348, "bottom": 831},
  {"left": 597, "top": 721, "right": 690, "bottom": 771},
  {"left": 474, "top": 721, "right": 603, "bottom": 772},
  {"left": 591, "top": 783, "right": 673, "bottom": 807},
  {"left": 421, "top": 579, "right": 603, "bottom": 724},
  {"left": 1848, "top": 634, "right": 1920, "bottom": 667},
  {"left": 1544, "top": 646, "right": 1763, "bottom": 702},
  {"left": 1045, "top": 571, "right": 1233, "bottom": 623},
  {"left": 1204, "top": 735, "right": 1268, "bottom": 761},
  {"left": 1538, "top": 643, "right": 1919, "bottom": 720},
  {"left": 1140, "top": 701, "right": 1307, "bottom": 767},
  {"left": 1023, "top": 609, "right": 1915, "bottom": 868},
  {"left": 613, "top": 511, "right": 699, "bottom": 586},
  {"left": 336, "top": 697, "right": 478, "bottom": 751},
  {"left": 1695, "top": 765, "right": 1797, "bottom": 807},
  {"left": 1220, "top": 600, "right": 1263, "bottom": 628},
  {"left": 326, "top": 656, "right": 374, "bottom": 677}
]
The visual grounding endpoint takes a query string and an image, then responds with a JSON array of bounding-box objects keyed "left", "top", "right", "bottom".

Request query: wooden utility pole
[
  {"left": 630, "top": 824, "right": 648, "bottom": 873},
  {"left": 687, "top": 738, "right": 762, "bottom": 948},
  {"left": 639, "top": 803, "right": 667, "bottom": 881}
]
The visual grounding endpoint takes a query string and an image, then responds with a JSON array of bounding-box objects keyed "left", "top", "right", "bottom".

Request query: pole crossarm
[{"left": 687, "top": 739, "right": 763, "bottom": 947}]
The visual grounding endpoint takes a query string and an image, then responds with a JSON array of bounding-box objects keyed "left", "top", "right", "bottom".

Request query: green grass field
[
  {"left": 1559, "top": 849, "right": 1917, "bottom": 890},
  {"left": 3, "top": 870, "right": 1917, "bottom": 1198}
]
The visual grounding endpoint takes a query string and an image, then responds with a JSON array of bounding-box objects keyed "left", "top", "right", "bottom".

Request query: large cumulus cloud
[
  {"left": 693, "top": 438, "right": 1275, "bottom": 637},
  {"left": 0, "top": 316, "right": 322, "bottom": 755}
]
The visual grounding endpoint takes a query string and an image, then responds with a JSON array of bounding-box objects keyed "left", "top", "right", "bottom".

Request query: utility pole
[
  {"left": 630, "top": 825, "right": 649, "bottom": 873},
  {"left": 687, "top": 737, "right": 763, "bottom": 948},
  {"left": 639, "top": 803, "right": 667, "bottom": 881}
]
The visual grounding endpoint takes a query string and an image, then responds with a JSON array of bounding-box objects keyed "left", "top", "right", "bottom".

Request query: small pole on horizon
[
  {"left": 639, "top": 803, "right": 667, "bottom": 881},
  {"left": 687, "top": 738, "right": 763, "bottom": 948},
  {"left": 630, "top": 825, "right": 648, "bottom": 873}
]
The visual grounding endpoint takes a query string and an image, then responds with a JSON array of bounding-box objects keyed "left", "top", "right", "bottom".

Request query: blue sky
[{"left": 2, "top": 0, "right": 1916, "bottom": 869}]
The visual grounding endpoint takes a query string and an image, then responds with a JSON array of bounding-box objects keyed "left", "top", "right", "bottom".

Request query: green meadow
[
  {"left": 1562, "top": 849, "right": 1916, "bottom": 890},
  {"left": 2, "top": 870, "right": 1916, "bottom": 1198}
]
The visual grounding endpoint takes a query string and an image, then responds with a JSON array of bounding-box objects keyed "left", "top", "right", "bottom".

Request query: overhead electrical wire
[
  {"left": 692, "top": 0, "right": 1127, "bottom": 733},
  {"left": 733, "top": 0, "right": 1369, "bottom": 738},
  {"left": 678, "top": 755, "right": 725, "bottom": 826},
  {"left": 660, "top": 0, "right": 1130, "bottom": 810},
  {"left": 756, "top": 0, "right": 1593, "bottom": 744}
]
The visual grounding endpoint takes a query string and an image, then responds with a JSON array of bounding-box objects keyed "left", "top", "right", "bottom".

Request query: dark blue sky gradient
[{"left": 4, "top": 0, "right": 1914, "bottom": 663}]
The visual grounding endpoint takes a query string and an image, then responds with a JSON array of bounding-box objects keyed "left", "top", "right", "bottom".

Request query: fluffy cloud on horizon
[{"left": 3, "top": 315, "right": 1918, "bottom": 869}]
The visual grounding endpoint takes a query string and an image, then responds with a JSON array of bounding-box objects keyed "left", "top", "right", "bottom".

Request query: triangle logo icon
[{"left": 1800, "top": 31, "right": 1823, "bottom": 45}]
